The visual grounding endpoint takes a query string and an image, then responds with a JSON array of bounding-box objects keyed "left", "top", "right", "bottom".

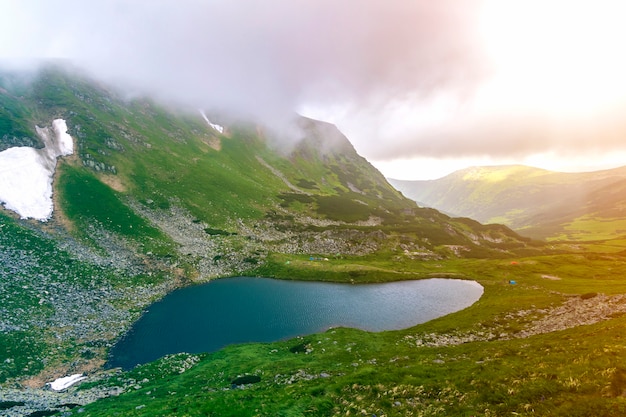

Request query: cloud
[
  {"left": 352, "top": 92, "right": 626, "bottom": 161},
  {"left": 0, "top": 0, "right": 486, "bottom": 122},
  {"left": 2, "top": 0, "right": 626, "bottom": 175}
]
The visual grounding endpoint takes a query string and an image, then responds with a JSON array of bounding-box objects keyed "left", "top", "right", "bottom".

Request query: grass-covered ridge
[
  {"left": 0, "top": 64, "right": 532, "bottom": 260},
  {"left": 391, "top": 165, "right": 626, "bottom": 241}
]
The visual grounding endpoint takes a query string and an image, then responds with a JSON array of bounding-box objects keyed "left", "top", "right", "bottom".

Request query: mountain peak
[{"left": 296, "top": 115, "right": 356, "bottom": 156}]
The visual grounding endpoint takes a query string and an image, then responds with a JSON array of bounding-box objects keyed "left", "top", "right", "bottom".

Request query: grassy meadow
[{"left": 65, "top": 242, "right": 626, "bottom": 417}]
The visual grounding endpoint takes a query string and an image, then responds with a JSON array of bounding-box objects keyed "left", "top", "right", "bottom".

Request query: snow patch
[
  {"left": 52, "top": 119, "right": 74, "bottom": 156},
  {"left": 0, "top": 147, "right": 55, "bottom": 219},
  {"left": 48, "top": 373, "right": 86, "bottom": 391},
  {"left": 0, "top": 119, "right": 74, "bottom": 221},
  {"left": 199, "top": 110, "right": 224, "bottom": 133}
]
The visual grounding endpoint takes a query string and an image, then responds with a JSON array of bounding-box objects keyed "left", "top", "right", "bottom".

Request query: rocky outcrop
[
  {"left": 403, "top": 293, "right": 626, "bottom": 348},
  {"left": 513, "top": 293, "right": 626, "bottom": 338}
]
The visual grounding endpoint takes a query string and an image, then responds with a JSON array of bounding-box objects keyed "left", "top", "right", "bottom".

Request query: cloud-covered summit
[
  {"left": 1, "top": 1, "right": 484, "bottom": 122},
  {"left": 2, "top": 0, "right": 626, "bottom": 179}
]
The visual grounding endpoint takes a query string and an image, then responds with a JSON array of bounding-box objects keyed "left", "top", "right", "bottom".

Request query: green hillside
[
  {"left": 0, "top": 66, "right": 530, "bottom": 258},
  {"left": 0, "top": 65, "right": 535, "bottom": 384},
  {"left": 390, "top": 165, "right": 626, "bottom": 240},
  {"left": 3, "top": 66, "right": 626, "bottom": 416}
]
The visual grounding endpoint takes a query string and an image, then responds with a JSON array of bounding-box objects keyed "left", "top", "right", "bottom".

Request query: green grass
[
  {"left": 64, "top": 250, "right": 626, "bottom": 416},
  {"left": 314, "top": 194, "right": 373, "bottom": 222},
  {"left": 0, "top": 92, "right": 38, "bottom": 150},
  {"left": 549, "top": 215, "right": 626, "bottom": 241},
  {"left": 74, "top": 310, "right": 626, "bottom": 416},
  {"left": 581, "top": 239, "right": 626, "bottom": 253},
  {"left": 125, "top": 127, "right": 283, "bottom": 226},
  {"left": 57, "top": 164, "right": 176, "bottom": 255},
  {"left": 0, "top": 331, "right": 46, "bottom": 383}
]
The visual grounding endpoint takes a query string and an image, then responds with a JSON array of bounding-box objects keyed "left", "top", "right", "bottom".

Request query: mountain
[
  {"left": 0, "top": 65, "right": 541, "bottom": 391},
  {"left": 5, "top": 66, "right": 626, "bottom": 417},
  {"left": 390, "top": 165, "right": 626, "bottom": 240}
]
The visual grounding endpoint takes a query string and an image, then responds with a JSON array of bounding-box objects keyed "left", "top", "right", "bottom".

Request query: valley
[
  {"left": 390, "top": 165, "right": 626, "bottom": 241},
  {"left": 1, "top": 66, "right": 626, "bottom": 416}
]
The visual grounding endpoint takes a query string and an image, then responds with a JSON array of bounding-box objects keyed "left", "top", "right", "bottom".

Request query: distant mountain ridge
[{"left": 390, "top": 165, "right": 626, "bottom": 240}]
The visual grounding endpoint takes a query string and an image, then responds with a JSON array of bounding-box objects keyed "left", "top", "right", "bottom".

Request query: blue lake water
[{"left": 107, "top": 277, "right": 483, "bottom": 369}]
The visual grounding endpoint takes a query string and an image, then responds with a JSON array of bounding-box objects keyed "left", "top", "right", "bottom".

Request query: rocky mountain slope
[
  {"left": 4, "top": 64, "right": 626, "bottom": 417},
  {"left": 0, "top": 65, "right": 544, "bottom": 389},
  {"left": 390, "top": 165, "right": 626, "bottom": 240}
]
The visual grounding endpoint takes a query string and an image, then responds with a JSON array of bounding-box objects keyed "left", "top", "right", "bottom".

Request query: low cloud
[
  {"left": 0, "top": 0, "right": 486, "bottom": 124},
  {"left": 356, "top": 97, "right": 626, "bottom": 161},
  {"left": 2, "top": 0, "right": 626, "bottom": 173}
]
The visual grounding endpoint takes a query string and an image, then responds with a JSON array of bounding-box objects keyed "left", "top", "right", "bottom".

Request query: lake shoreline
[{"left": 107, "top": 276, "right": 483, "bottom": 370}]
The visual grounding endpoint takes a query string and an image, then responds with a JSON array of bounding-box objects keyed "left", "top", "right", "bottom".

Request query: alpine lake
[{"left": 108, "top": 277, "right": 483, "bottom": 369}]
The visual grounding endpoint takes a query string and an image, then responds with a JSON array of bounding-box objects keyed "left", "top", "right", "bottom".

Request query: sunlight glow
[
  {"left": 303, "top": 1, "right": 626, "bottom": 181},
  {"left": 478, "top": 0, "right": 626, "bottom": 118}
]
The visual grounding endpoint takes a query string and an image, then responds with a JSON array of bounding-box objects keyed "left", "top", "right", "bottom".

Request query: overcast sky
[{"left": 2, "top": 0, "right": 626, "bottom": 179}]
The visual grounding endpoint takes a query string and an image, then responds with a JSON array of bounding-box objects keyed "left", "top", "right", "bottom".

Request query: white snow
[
  {"left": 48, "top": 373, "right": 86, "bottom": 391},
  {"left": 0, "top": 119, "right": 74, "bottom": 221},
  {"left": 52, "top": 119, "right": 74, "bottom": 156},
  {"left": 0, "top": 147, "right": 54, "bottom": 219},
  {"left": 199, "top": 110, "right": 224, "bottom": 133}
]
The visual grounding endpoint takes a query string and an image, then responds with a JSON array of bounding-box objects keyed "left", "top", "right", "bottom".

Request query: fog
[{"left": 2, "top": 0, "right": 626, "bottom": 179}]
